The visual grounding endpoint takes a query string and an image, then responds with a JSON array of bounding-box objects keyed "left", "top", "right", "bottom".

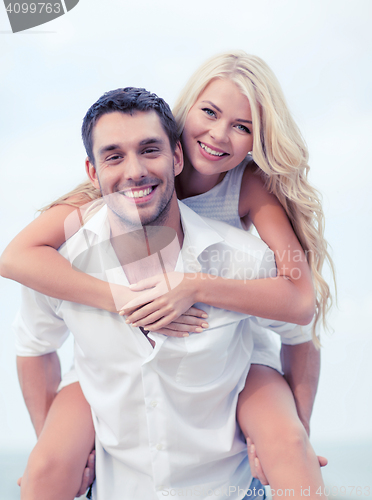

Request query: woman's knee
[
  {"left": 264, "top": 420, "right": 313, "bottom": 463},
  {"left": 25, "top": 442, "right": 81, "bottom": 491}
]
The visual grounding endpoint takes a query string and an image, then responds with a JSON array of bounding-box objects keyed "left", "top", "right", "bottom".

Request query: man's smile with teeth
[
  {"left": 123, "top": 187, "right": 154, "bottom": 199},
  {"left": 198, "top": 142, "right": 228, "bottom": 157}
]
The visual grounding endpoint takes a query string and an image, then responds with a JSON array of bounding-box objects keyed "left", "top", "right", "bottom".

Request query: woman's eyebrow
[
  {"left": 201, "top": 100, "right": 222, "bottom": 113},
  {"left": 236, "top": 118, "right": 252, "bottom": 124}
]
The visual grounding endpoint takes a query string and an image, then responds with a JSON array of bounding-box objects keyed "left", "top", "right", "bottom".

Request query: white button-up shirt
[{"left": 14, "top": 202, "right": 311, "bottom": 500}]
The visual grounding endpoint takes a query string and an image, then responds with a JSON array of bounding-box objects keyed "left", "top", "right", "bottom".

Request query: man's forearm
[
  {"left": 280, "top": 341, "right": 320, "bottom": 435},
  {"left": 17, "top": 353, "right": 61, "bottom": 438}
]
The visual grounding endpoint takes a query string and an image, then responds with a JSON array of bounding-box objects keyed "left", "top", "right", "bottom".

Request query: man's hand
[
  {"left": 246, "top": 437, "right": 328, "bottom": 486},
  {"left": 75, "top": 449, "right": 96, "bottom": 497},
  {"left": 246, "top": 438, "right": 269, "bottom": 485}
]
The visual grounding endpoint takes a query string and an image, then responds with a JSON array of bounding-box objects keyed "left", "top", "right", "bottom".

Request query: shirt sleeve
[
  {"left": 251, "top": 316, "right": 314, "bottom": 345},
  {"left": 253, "top": 246, "right": 314, "bottom": 345},
  {"left": 248, "top": 320, "right": 283, "bottom": 374},
  {"left": 13, "top": 286, "right": 70, "bottom": 357},
  {"left": 58, "top": 364, "right": 79, "bottom": 392}
]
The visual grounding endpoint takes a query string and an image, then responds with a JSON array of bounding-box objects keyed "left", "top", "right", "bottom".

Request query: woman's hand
[
  {"left": 121, "top": 272, "right": 207, "bottom": 331},
  {"left": 148, "top": 307, "right": 209, "bottom": 337}
]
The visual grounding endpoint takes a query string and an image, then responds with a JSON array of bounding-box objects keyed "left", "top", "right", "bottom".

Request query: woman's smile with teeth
[
  {"left": 124, "top": 187, "right": 153, "bottom": 198},
  {"left": 198, "top": 142, "right": 227, "bottom": 157}
]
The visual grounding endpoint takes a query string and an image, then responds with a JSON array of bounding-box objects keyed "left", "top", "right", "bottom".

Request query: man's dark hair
[{"left": 82, "top": 87, "right": 179, "bottom": 165}]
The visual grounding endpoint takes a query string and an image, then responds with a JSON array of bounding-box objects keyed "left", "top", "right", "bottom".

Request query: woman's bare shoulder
[{"left": 239, "top": 158, "right": 271, "bottom": 217}]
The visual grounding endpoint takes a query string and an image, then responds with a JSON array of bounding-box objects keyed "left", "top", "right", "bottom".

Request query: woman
[{"left": 1, "top": 51, "right": 333, "bottom": 499}]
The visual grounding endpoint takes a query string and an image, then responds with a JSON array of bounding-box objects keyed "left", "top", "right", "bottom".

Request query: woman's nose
[{"left": 209, "top": 121, "right": 229, "bottom": 144}]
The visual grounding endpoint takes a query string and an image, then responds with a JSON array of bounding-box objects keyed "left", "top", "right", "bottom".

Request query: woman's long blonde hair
[
  {"left": 173, "top": 51, "right": 335, "bottom": 342},
  {"left": 40, "top": 180, "right": 103, "bottom": 223},
  {"left": 47, "top": 51, "right": 335, "bottom": 342}
]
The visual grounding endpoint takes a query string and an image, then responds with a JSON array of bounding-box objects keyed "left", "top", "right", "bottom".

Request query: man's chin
[
  {"left": 107, "top": 206, "right": 163, "bottom": 230},
  {"left": 105, "top": 189, "right": 174, "bottom": 229}
]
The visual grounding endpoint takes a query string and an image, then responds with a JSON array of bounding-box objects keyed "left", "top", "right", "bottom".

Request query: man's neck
[{"left": 107, "top": 203, "right": 184, "bottom": 285}]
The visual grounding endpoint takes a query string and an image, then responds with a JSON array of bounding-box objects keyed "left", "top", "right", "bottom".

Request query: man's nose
[
  {"left": 209, "top": 121, "right": 229, "bottom": 144},
  {"left": 125, "top": 153, "right": 149, "bottom": 180}
]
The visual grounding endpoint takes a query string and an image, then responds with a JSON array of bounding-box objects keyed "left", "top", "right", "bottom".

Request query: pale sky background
[{"left": 0, "top": 0, "right": 371, "bottom": 491}]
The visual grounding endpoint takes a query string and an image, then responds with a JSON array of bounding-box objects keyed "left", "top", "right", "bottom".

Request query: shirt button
[
  {"left": 150, "top": 400, "right": 158, "bottom": 408},
  {"left": 156, "top": 443, "right": 163, "bottom": 451}
]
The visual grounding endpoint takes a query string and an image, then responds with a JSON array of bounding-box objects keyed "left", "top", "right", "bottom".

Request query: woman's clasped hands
[{"left": 119, "top": 272, "right": 209, "bottom": 337}]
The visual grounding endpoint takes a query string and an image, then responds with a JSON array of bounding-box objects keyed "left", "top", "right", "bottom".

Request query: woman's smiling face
[{"left": 181, "top": 78, "right": 253, "bottom": 177}]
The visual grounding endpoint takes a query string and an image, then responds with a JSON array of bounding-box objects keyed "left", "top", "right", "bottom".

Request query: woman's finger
[
  {"left": 155, "top": 328, "right": 190, "bottom": 337},
  {"left": 184, "top": 307, "right": 208, "bottom": 319},
  {"left": 161, "top": 320, "right": 207, "bottom": 332},
  {"left": 128, "top": 275, "right": 162, "bottom": 291},
  {"left": 120, "top": 289, "right": 160, "bottom": 313},
  {"left": 170, "top": 314, "right": 209, "bottom": 327},
  {"left": 125, "top": 305, "right": 207, "bottom": 326},
  {"left": 125, "top": 301, "right": 160, "bottom": 323},
  {"left": 128, "top": 307, "right": 166, "bottom": 328}
]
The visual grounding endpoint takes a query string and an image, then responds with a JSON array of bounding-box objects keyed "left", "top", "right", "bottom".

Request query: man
[{"left": 14, "top": 88, "right": 319, "bottom": 499}]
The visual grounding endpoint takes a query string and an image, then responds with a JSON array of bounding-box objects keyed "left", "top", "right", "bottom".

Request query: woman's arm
[
  {"left": 238, "top": 162, "right": 315, "bottom": 322},
  {"left": 0, "top": 202, "right": 209, "bottom": 334},
  {"left": 0, "top": 203, "right": 121, "bottom": 312},
  {"left": 124, "top": 164, "right": 315, "bottom": 329}
]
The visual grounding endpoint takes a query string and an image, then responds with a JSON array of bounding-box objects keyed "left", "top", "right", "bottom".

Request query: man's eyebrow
[
  {"left": 97, "top": 138, "right": 165, "bottom": 158},
  {"left": 139, "top": 137, "right": 164, "bottom": 146},
  {"left": 98, "top": 144, "right": 121, "bottom": 157},
  {"left": 201, "top": 100, "right": 252, "bottom": 124}
]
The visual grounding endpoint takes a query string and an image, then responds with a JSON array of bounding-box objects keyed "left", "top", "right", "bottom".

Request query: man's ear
[
  {"left": 173, "top": 141, "right": 184, "bottom": 176},
  {"left": 85, "top": 158, "right": 100, "bottom": 190}
]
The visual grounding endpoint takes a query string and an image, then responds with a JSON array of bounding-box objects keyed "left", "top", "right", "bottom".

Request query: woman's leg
[
  {"left": 237, "top": 365, "right": 326, "bottom": 499},
  {"left": 21, "top": 382, "right": 95, "bottom": 500}
]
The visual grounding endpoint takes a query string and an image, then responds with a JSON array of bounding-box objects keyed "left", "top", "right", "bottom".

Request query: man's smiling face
[{"left": 86, "top": 110, "right": 183, "bottom": 228}]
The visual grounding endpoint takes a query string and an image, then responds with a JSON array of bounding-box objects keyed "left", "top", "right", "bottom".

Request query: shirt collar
[
  {"left": 82, "top": 203, "right": 111, "bottom": 245},
  {"left": 78, "top": 201, "right": 225, "bottom": 264}
]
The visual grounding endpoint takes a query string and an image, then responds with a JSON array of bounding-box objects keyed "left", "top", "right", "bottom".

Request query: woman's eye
[
  {"left": 202, "top": 108, "right": 216, "bottom": 118},
  {"left": 236, "top": 124, "right": 251, "bottom": 134}
]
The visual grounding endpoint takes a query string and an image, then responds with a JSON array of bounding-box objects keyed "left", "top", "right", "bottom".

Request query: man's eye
[
  {"left": 143, "top": 148, "right": 158, "bottom": 154},
  {"left": 107, "top": 154, "right": 121, "bottom": 161},
  {"left": 202, "top": 108, "right": 216, "bottom": 118},
  {"left": 235, "top": 124, "right": 251, "bottom": 134}
]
